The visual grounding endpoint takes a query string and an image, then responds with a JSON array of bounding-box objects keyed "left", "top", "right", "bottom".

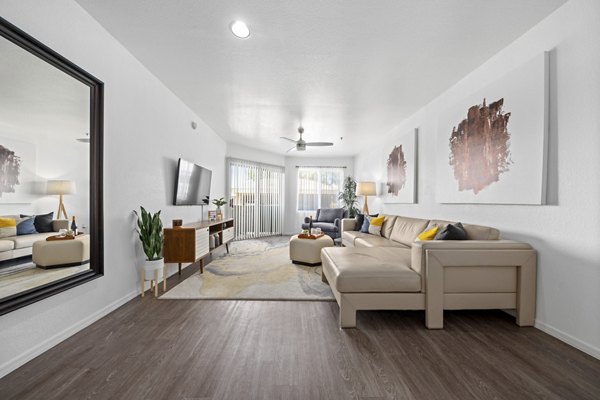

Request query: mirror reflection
[{"left": 0, "top": 34, "right": 91, "bottom": 300}]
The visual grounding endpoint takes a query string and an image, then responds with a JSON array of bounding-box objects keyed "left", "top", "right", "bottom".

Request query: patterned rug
[{"left": 160, "top": 236, "right": 334, "bottom": 301}]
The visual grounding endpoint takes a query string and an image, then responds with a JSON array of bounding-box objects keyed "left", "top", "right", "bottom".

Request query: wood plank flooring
[{"left": 1, "top": 269, "right": 599, "bottom": 399}]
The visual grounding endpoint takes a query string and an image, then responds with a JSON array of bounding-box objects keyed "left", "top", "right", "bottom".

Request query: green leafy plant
[
  {"left": 338, "top": 176, "right": 359, "bottom": 218},
  {"left": 133, "top": 207, "right": 163, "bottom": 261},
  {"left": 212, "top": 197, "right": 227, "bottom": 208}
]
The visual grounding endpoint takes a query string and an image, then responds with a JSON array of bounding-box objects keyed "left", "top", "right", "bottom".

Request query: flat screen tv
[{"left": 173, "top": 158, "right": 212, "bottom": 205}]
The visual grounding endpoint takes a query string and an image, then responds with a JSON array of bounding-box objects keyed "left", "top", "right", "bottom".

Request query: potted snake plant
[{"left": 134, "top": 206, "right": 164, "bottom": 275}]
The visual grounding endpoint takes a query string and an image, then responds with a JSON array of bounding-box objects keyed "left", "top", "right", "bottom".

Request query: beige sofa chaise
[
  {"left": 0, "top": 218, "right": 69, "bottom": 262},
  {"left": 321, "top": 215, "right": 536, "bottom": 329}
]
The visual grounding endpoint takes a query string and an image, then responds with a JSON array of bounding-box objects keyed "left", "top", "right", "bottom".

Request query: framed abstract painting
[
  {"left": 383, "top": 128, "right": 417, "bottom": 204},
  {"left": 436, "top": 52, "right": 549, "bottom": 204},
  {"left": 0, "top": 136, "right": 36, "bottom": 204}
]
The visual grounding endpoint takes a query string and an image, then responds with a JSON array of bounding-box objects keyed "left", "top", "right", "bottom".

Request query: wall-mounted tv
[{"left": 173, "top": 158, "right": 212, "bottom": 205}]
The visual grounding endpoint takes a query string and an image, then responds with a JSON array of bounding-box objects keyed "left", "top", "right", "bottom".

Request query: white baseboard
[
  {"left": 535, "top": 319, "right": 600, "bottom": 360},
  {"left": 0, "top": 289, "right": 138, "bottom": 379}
]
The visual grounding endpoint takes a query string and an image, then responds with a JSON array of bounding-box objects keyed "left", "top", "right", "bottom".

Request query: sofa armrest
[
  {"left": 411, "top": 240, "right": 533, "bottom": 275},
  {"left": 341, "top": 218, "right": 356, "bottom": 234},
  {"left": 414, "top": 240, "right": 537, "bottom": 329},
  {"left": 53, "top": 219, "right": 69, "bottom": 231}
]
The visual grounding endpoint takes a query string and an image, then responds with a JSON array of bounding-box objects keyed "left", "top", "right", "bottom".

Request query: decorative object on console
[
  {"left": 208, "top": 210, "right": 217, "bottom": 221},
  {"left": 356, "top": 181, "right": 376, "bottom": 214},
  {"left": 47, "top": 180, "right": 76, "bottom": 219},
  {"left": 212, "top": 197, "right": 227, "bottom": 221},
  {"left": 383, "top": 128, "right": 417, "bottom": 204},
  {"left": 436, "top": 52, "right": 549, "bottom": 204},
  {"left": 133, "top": 207, "right": 164, "bottom": 297},
  {"left": 338, "top": 176, "right": 359, "bottom": 218},
  {"left": 172, "top": 219, "right": 183, "bottom": 227}
]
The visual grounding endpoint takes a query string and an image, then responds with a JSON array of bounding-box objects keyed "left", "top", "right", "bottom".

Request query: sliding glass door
[{"left": 228, "top": 159, "right": 285, "bottom": 240}]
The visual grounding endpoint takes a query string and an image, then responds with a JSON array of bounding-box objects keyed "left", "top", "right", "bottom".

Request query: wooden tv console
[{"left": 163, "top": 218, "right": 234, "bottom": 274}]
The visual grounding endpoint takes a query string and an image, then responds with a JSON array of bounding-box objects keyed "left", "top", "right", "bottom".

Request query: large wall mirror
[{"left": 0, "top": 17, "right": 103, "bottom": 315}]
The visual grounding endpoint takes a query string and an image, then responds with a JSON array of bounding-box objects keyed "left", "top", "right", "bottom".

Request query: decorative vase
[
  {"left": 216, "top": 206, "right": 223, "bottom": 221},
  {"left": 142, "top": 258, "right": 164, "bottom": 275}
]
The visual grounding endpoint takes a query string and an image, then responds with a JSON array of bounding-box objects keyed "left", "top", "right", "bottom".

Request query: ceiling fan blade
[
  {"left": 286, "top": 146, "right": 297, "bottom": 153},
  {"left": 305, "top": 142, "right": 334, "bottom": 146},
  {"left": 280, "top": 137, "right": 297, "bottom": 143}
]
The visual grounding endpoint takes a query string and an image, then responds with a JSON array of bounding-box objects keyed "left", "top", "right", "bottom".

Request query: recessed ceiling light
[{"left": 230, "top": 20, "right": 250, "bottom": 39}]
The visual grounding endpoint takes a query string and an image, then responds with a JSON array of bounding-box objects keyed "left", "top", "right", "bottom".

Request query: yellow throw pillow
[
  {"left": 0, "top": 217, "right": 17, "bottom": 239},
  {"left": 417, "top": 226, "right": 439, "bottom": 241},
  {"left": 368, "top": 215, "right": 385, "bottom": 236}
]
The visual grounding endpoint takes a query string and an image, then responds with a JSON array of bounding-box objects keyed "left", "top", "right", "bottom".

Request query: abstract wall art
[
  {"left": 383, "top": 128, "right": 417, "bottom": 204},
  {"left": 0, "top": 137, "right": 36, "bottom": 204},
  {"left": 436, "top": 52, "right": 549, "bottom": 204}
]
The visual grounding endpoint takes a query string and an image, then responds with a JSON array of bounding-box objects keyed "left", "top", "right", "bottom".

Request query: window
[{"left": 297, "top": 167, "right": 344, "bottom": 211}]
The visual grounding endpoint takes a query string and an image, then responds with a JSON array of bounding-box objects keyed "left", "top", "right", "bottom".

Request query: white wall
[
  {"left": 284, "top": 156, "right": 354, "bottom": 234},
  {"left": 226, "top": 142, "right": 285, "bottom": 167},
  {"left": 354, "top": 0, "right": 600, "bottom": 358},
  {"left": 0, "top": 0, "right": 227, "bottom": 377}
]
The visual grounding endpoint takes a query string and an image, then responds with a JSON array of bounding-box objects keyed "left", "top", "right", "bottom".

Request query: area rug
[{"left": 160, "top": 236, "right": 334, "bottom": 301}]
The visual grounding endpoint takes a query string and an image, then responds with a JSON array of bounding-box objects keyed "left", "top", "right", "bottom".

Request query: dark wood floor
[{"left": 1, "top": 267, "right": 599, "bottom": 400}]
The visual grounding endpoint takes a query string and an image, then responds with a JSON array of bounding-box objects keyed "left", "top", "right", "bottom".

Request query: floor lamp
[
  {"left": 47, "top": 180, "right": 76, "bottom": 220},
  {"left": 356, "top": 181, "right": 376, "bottom": 215}
]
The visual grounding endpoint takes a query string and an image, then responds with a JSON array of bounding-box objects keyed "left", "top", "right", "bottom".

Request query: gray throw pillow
[{"left": 434, "top": 222, "right": 467, "bottom": 240}]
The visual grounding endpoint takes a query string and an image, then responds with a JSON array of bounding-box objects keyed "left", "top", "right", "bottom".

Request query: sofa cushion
[
  {"left": 462, "top": 223, "right": 500, "bottom": 240},
  {"left": 389, "top": 216, "right": 429, "bottom": 246},
  {"left": 0, "top": 217, "right": 17, "bottom": 238},
  {"left": 434, "top": 222, "right": 467, "bottom": 240},
  {"left": 380, "top": 215, "right": 397, "bottom": 238},
  {"left": 317, "top": 208, "right": 344, "bottom": 223},
  {"left": 0, "top": 239, "right": 15, "bottom": 252},
  {"left": 300, "top": 222, "right": 338, "bottom": 233},
  {"left": 321, "top": 247, "right": 420, "bottom": 293},
  {"left": 342, "top": 230, "right": 371, "bottom": 246},
  {"left": 9, "top": 232, "right": 57, "bottom": 249},
  {"left": 354, "top": 236, "right": 409, "bottom": 248}
]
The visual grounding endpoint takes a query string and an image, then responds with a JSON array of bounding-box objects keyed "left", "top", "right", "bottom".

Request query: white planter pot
[{"left": 141, "top": 258, "right": 164, "bottom": 277}]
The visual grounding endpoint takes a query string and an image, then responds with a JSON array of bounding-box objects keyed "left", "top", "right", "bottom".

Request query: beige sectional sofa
[
  {"left": 321, "top": 214, "right": 536, "bottom": 329},
  {"left": 0, "top": 218, "right": 69, "bottom": 262}
]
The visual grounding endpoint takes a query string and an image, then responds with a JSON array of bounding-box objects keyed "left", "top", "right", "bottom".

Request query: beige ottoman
[
  {"left": 32, "top": 234, "right": 90, "bottom": 269},
  {"left": 289, "top": 234, "right": 334, "bottom": 266}
]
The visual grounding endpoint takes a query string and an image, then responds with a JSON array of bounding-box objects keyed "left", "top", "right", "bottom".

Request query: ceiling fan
[{"left": 280, "top": 126, "right": 333, "bottom": 152}]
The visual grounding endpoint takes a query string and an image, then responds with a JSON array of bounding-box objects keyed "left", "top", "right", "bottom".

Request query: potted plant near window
[
  {"left": 212, "top": 197, "right": 227, "bottom": 221},
  {"left": 338, "top": 176, "right": 359, "bottom": 218},
  {"left": 134, "top": 206, "right": 164, "bottom": 297}
]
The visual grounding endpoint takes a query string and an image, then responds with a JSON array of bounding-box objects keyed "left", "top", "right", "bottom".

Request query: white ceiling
[{"left": 76, "top": 0, "right": 565, "bottom": 156}]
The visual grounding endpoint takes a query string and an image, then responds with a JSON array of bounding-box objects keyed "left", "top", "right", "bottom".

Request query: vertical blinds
[
  {"left": 228, "top": 158, "right": 285, "bottom": 240},
  {"left": 297, "top": 167, "right": 344, "bottom": 211}
]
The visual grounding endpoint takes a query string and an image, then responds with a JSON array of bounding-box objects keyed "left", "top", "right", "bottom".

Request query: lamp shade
[
  {"left": 47, "top": 180, "right": 76, "bottom": 195},
  {"left": 356, "top": 181, "right": 376, "bottom": 196}
]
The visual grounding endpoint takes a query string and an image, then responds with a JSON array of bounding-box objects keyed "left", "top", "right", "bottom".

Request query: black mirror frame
[{"left": 0, "top": 16, "right": 104, "bottom": 316}]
